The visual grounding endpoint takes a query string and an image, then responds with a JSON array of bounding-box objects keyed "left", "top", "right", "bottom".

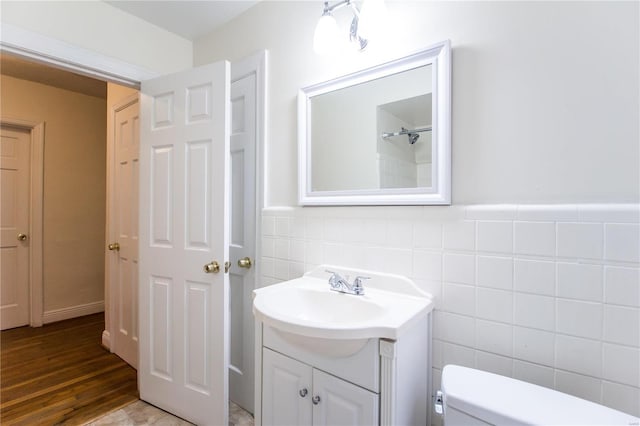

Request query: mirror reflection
[
  {"left": 378, "top": 93, "right": 432, "bottom": 189},
  {"left": 299, "top": 40, "right": 451, "bottom": 206},
  {"left": 310, "top": 65, "right": 432, "bottom": 192}
]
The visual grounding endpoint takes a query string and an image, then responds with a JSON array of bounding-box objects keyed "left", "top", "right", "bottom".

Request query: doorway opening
[{"left": 0, "top": 45, "right": 265, "bottom": 422}]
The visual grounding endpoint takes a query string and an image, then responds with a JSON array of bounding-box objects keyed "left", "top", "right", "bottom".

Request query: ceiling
[{"left": 104, "top": 0, "right": 260, "bottom": 41}]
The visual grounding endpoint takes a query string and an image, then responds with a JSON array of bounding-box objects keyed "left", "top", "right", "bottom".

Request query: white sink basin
[
  {"left": 262, "top": 285, "right": 386, "bottom": 324},
  {"left": 253, "top": 266, "right": 434, "bottom": 341}
]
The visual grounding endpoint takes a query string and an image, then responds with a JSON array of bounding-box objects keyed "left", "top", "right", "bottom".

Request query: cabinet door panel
[
  {"left": 312, "top": 369, "right": 378, "bottom": 426},
  {"left": 262, "top": 348, "right": 312, "bottom": 426}
]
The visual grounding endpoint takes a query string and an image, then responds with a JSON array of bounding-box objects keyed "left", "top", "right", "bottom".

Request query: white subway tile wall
[
  {"left": 557, "top": 222, "right": 604, "bottom": 259},
  {"left": 259, "top": 204, "right": 640, "bottom": 417},
  {"left": 513, "top": 359, "right": 555, "bottom": 388},
  {"left": 557, "top": 262, "right": 603, "bottom": 302},
  {"left": 605, "top": 266, "right": 640, "bottom": 307}
]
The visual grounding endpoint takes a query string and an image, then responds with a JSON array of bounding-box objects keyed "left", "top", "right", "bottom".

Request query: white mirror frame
[{"left": 298, "top": 40, "right": 451, "bottom": 206}]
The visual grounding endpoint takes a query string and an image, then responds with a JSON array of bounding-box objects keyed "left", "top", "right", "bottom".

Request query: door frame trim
[
  {"left": 1, "top": 117, "right": 45, "bottom": 327},
  {"left": 0, "top": 23, "right": 156, "bottom": 87},
  {"left": 103, "top": 94, "right": 139, "bottom": 351}
]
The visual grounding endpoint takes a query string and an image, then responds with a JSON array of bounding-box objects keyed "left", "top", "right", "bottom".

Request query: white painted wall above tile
[{"left": 195, "top": 1, "right": 639, "bottom": 206}]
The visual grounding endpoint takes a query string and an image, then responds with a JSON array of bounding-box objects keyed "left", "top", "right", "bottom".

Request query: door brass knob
[
  {"left": 204, "top": 261, "right": 220, "bottom": 274},
  {"left": 108, "top": 242, "right": 120, "bottom": 251},
  {"left": 237, "top": 257, "right": 252, "bottom": 269},
  {"left": 17, "top": 233, "right": 27, "bottom": 241}
]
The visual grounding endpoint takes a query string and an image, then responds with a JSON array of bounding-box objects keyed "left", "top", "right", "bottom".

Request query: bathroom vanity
[{"left": 252, "top": 266, "right": 434, "bottom": 426}]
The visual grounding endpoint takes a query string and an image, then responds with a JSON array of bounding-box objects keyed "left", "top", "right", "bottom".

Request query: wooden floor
[{"left": 0, "top": 313, "right": 138, "bottom": 425}]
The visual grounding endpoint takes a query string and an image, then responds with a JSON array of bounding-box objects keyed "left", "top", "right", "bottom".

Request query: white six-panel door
[
  {"left": 229, "top": 72, "right": 257, "bottom": 412},
  {"left": 0, "top": 125, "right": 30, "bottom": 330},
  {"left": 139, "top": 61, "right": 231, "bottom": 425},
  {"left": 111, "top": 98, "right": 140, "bottom": 368}
]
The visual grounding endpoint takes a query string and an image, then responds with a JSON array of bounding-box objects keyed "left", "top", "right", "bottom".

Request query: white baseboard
[
  {"left": 101, "top": 330, "right": 111, "bottom": 350},
  {"left": 43, "top": 301, "right": 104, "bottom": 324}
]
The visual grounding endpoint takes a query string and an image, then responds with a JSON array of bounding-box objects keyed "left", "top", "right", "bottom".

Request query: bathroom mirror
[{"left": 298, "top": 40, "right": 451, "bottom": 205}]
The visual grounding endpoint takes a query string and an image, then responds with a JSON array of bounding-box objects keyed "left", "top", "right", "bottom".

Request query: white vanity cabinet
[
  {"left": 252, "top": 266, "right": 435, "bottom": 426},
  {"left": 255, "top": 320, "right": 431, "bottom": 426},
  {"left": 262, "top": 348, "right": 378, "bottom": 426}
]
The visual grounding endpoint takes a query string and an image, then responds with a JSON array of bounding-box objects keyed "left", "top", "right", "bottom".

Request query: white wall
[
  {"left": 194, "top": 0, "right": 640, "bottom": 419},
  {"left": 1, "top": 0, "right": 192, "bottom": 76},
  {"left": 195, "top": 1, "right": 639, "bottom": 205}
]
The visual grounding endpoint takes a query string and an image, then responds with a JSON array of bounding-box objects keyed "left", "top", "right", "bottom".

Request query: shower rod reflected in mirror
[{"left": 382, "top": 126, "right": 432, "bottom": 144}]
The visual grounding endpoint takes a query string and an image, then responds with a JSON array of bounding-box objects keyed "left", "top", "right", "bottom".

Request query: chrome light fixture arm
[
  {"left": 317, "top": 0, "right": 368, "bottom": 52},
  {"left": 347, "top": 2, "right": 368, "bottom": 50},
  {"left": 322, "top": 0, "right": 352, "bottom": 15}
]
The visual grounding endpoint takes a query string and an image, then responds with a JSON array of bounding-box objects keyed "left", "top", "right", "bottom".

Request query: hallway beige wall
[{"left": 1, "top": 75, "right": 106, "bottom": 316}]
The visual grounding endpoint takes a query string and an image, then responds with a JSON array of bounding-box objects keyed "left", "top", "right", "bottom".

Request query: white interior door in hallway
[
  {"left": 108, "top": 96, "right": 140, "bottom": 368},
  {"left": 138, "top": 60, "right": 231, "bottom": 426},
  {"left": 229, "top": 71, "right": 257, "bottom": 413},
  {"left": 0, "top": 125, "right": 30, "bottom": 330}
]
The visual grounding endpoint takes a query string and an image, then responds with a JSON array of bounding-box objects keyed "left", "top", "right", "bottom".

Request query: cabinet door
[
  {"left": 262, "top": 348, "right": 312, "bottom": 426},
  {"left": 312, "top": 369, "right": 379, "bottom": 426}
]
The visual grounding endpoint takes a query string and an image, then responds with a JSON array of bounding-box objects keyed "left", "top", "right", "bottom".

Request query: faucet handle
[
  {"left": 352, "top": 276, "right": 370, "bottom": 295},
  {"left": 353, "top": 276, "right": 370, "bottom": 285},
  {"left": 325, "top": 270, "right": 342, "bottom": 288}
]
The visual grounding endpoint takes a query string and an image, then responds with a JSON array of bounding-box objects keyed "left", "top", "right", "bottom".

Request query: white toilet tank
[{"left": 438, "top": 365, "right": 640, "bottom": 425}]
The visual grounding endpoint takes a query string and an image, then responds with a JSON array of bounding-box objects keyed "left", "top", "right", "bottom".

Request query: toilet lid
[{"left": 441, "top": 365, "right": 639, "bottom": 425}]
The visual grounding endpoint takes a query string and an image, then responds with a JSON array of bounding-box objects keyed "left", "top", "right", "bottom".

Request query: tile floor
[{"left": 86, "top": 400, "right": 254, "bottom": 426}]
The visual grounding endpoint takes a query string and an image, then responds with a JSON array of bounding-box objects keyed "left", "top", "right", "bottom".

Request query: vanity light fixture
[{"left": 313, "top": 0, "right": 373, "bottom": 55}]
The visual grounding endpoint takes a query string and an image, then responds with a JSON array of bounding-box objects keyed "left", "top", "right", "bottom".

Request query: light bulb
[{"left": 313, "top": 13, "right": 339, "bottom": 55}]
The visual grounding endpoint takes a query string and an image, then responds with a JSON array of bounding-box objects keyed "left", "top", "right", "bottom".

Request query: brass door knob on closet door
[
  {"left": 17, "top": 233, "right": 27, "bottom": 241},
  {"left": 204, "top": 261, "right": 220, "bottom": 274},
  {"left": 237, "top": 257, "right": 252, "bottom": 269},
  {"left": 108, "top": 242, "right": 120, "bottom": 251}
]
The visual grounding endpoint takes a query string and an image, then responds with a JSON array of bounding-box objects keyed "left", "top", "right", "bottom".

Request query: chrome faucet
[{"left": 326, "top": 270, "right": 369, "bottom": 295}]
